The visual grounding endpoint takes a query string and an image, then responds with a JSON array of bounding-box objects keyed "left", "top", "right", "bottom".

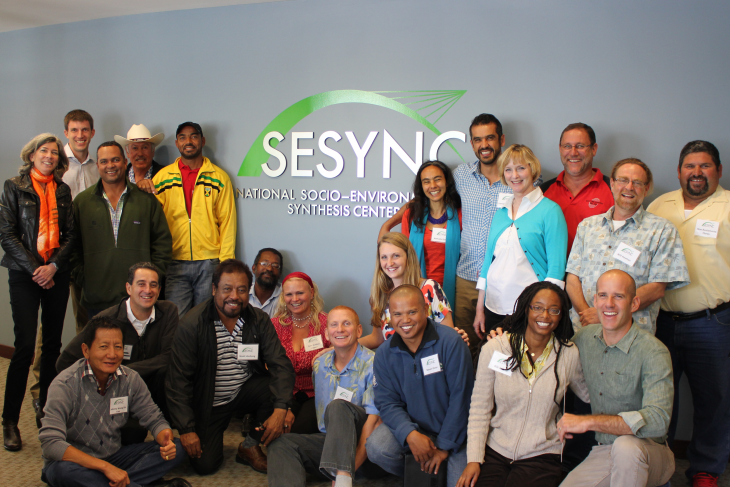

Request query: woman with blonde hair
[
  {"left": 473, "top": 144, "right": 568, "bottom": 339},
  {"left": 359, "top": 232, "right": 464, "bottom": 349},
  {"left": 271, "top": 272, "right": 329, "bottom": 434}
]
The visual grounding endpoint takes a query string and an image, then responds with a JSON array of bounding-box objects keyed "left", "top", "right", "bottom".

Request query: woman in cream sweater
[{"left": 457, "top": 281, "right": 589, "bottom": 487}]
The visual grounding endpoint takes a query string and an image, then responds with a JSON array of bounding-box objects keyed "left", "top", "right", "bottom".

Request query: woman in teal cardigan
[{"left": 473, "top": 145, "right": 568, "bottom": 338}]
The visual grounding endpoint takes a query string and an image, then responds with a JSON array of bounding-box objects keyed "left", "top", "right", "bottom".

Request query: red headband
[{"left": 282, "top": 272, "right": 314, "bottom": 289}]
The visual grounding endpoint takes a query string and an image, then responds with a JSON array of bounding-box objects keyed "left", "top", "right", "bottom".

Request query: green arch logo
[{"left": 238, "top": 89, "right": 467, "bottom": 176}]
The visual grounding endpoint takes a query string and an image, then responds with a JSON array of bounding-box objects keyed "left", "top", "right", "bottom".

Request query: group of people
[{"left": 0, "top": 109, "right": 726, "bottom": 487}]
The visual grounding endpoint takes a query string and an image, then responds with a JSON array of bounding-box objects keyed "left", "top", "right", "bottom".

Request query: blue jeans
[
  {"left": 42, "top": 439, "right": 186, "bottom": 487},
  {"left": 656, "top": 308, "right": 730, "bottom": 478},
  {"left": 165, "top": 259, "right": 219, "bottom": 317},
  {"left": 366, "top": 423, "right": 467, "bottom": 487}
]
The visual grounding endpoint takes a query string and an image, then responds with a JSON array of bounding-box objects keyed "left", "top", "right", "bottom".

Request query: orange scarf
[{"left": 30, "top": 169, "right": 59, "bottom": 263}]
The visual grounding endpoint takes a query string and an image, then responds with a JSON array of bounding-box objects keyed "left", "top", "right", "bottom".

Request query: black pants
[
  {"left": 476, "top": 445, "right": 563, "bottom": 487},
  {"left": 3, "top": 269, "right": 70, "bottom": 423},
  {"left": 290, "top": 391, "right": 319, "bottom": 435},
  {"left": 191, "top": 374, "right": 274, "bottom": 475},
  {"left": 485, "top": 308, "right": 508, "bottom": 332},
  {"left": 121, "top": 367, "right": 170, "bottom": 446}
]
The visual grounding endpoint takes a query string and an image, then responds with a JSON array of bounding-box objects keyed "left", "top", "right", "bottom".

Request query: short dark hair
[
  {"left": 96, "top": 141, "right": 125, "bottom": 159},
  {"left": 127, "top": 262, "right": 161, "bottom": 285},
  {"left": 254, "top": 248, "right": 283, "bottom": 268},
  {"left": 64, "top": 109, "right": 94, "bottom": 131},
  {"left": 560, "top": 123, "right": 596, "bottom": 146},
  {"left": 176, "top": 122, "right": 204, "bottom": 138},
  {"left": 678, "top": 140, "right": 721, "bottom": 170},
  {"left": 213, "top": 259, "right": 253, "bottom": 288},
  {"left": 82, "top": 316, "right": 123, "bottom": 348},
  {"left": 469, "top": 113, "right": 503, "bottom": 139}
]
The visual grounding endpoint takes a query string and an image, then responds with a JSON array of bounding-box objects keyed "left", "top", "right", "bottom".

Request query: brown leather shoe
[
  {"left": 3, "top": 420, "right": 21, "bottom": 451},
  {"left": 235, "top": 442, "right": 267, "bottom": 473}
]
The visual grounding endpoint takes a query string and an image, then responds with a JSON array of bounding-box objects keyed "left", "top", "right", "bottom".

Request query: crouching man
[{"left": 39, "top": 317, "right": 189, "bottom": 487}]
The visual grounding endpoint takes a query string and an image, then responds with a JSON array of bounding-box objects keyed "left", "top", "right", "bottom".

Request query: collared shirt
[
  {"left": 101, "top": 187, "right": 129, "bottom": 245},
  {"left": 518, "top": 334, "right": 554, "bottom": 386},
  {"left": 566, "top": 205, "right": 689, "bottom": 333},
  {"left": 572, "top": 323, "right": 673, "bottom": 445},
  {"left": 62, "top": 143, "right": 99, "bottom": 199},
  {"left": 179, "top": 160, "right": 200, "bottom": 217},
  {"left": 213, "top": 318, "right": 251, "bottom": 407},
  {"left": 249, "top": 282, "right": 282, "bottom": 318},
  {"left": 125, "top": 298, "right": 155, "bottom": 336},
  {"left": 81, "top": 359, "right": 126, "bottom": 396},
  {"left": 128, "top": 164, "right": 154, "bottom": 184},
  {"left": 313, "top": 344, "right": 378, "bottom": 433},
  {"left": 647, "top": 186, "right": 730, "bottom": 313},
  {"left": 541, "top": 168, "right": 614, "bottom": 253}
]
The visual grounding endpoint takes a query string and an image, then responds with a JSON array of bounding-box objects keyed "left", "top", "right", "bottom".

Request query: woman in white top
[{"left": 473, "top": 144, "right": 568, "bottom": 338}]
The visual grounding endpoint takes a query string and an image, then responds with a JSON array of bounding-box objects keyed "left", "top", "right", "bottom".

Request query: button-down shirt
[
  {"left": 62, "top": 143, "right": 99, "bottom": 199},
  {"left": 249, "top": 282, "right": 282, "bottom": 318},
  {"left": 572, "top": 323, "right": 673, "bottom": 445},
  {"left": 125, "top": 298, "right": 155, "bottom": 336},
  {"left": 213, "top": 318, "right": 251, "bottom": 407},
  {"left": 312, "top": 344, "right": 378, "bottom": 434},
  {"left": 101, "top": 188, "right": 129, "bottom": 245},
  {"left": 81, "top": 359, "right": 125, "bottom": 396},
  {"left": 647, "top": 186, "right": 730, "bottom": 313},
  {"left": 128, "top": 164, "right": 154, "bottom": 184},
  {"left": 567, "top": 205, "right": 690, "bottom": 333}
]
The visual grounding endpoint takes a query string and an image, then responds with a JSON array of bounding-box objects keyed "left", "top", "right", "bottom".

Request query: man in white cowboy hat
[{"left": 114, "top": 124, "right": 165, "bottom": 185}]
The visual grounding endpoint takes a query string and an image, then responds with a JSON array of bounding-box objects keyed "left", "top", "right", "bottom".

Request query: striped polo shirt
[{"left": 213, "top": 318, "right": 251, "bottom": 407}]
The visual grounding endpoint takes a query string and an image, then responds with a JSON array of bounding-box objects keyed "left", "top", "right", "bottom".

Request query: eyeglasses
[
  {"left": 258, "top": 262, "right": 281, "bottom": 269},
  {"left": 529, "top": 305, "right": 561, "bottom": 316},
  {"left": 613, "top": 177, "right": 648, "bottom": 189},
  {"left": 560, "top": 143, "right": 592, "bottom": 151}
]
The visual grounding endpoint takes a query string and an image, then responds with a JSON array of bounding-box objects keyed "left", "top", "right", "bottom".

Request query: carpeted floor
[{"left": 1, "top": 356, "right": 727, "bottom": 486}]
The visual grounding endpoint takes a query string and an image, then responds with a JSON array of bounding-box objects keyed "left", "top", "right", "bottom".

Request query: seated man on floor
[
  {"left": 39, "top": 317, "right": 188, "bottom": 487},
  {"left": 366, "top": 285, "right": 474, "bottom": 487},
  {"left": 559, "top": 269, "right": 675, "bottom": 487},
  {"left": 166, "top": 258, "right": 295, "bottom": 475},
  {"left": 268, "top": 306, "right": 381, "bottom": 487},
  {"left": 56, "top": 262, "right": 178, "bottom": 444}
]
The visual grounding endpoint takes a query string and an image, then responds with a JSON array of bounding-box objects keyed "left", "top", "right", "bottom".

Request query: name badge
[
  {"left": 421, "top": 353, "right": 442, "bottom": 376},
  {"left": 488, "top": 351, "right": 513, "bottom": 376},
  {"left": 695, "top": 219, "right": 720, "bottom": 239},
  {"left": 303, "top": 335, "right": 324, "bottom": 352},
  {"left": 431, "top": 228, "right": 447, "bottom": 243},
  {"left": 123, "top": 345, "right": 133, "bottom": 361},
  {"left": 110, "top": 396, "right": 128, "bottom": 415},
  {"left": 238, "top": 344, "right": 259, "bottom": 361},
  {"left": 613, "top": 242, "right": 641, "bottom": 267},
  {"left": 335, "top": 386, "right": 354, "bottom": 402},
  {"left": 497, "top": 193, "right": 512, "bottom": 209}
]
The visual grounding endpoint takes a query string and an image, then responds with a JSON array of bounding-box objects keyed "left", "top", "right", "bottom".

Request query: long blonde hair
[
  {"left": 369, "top": 232, "right": 422, "bottom": 328},
  {"left": 273, "top": 277, "right": 326, "bottom": 332}
]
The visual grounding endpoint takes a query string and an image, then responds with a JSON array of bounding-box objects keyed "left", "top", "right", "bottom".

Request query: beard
[
  {"left": 180, "top": 146, "right": 202, "bottom": 160},
  {"left": 685, "top": 175, "right": 709, "bottom": 197},
  {"left": 215, "top": 299, "right": 242, "bottom": 319},
  {"left": 480, "top": 147, "right": 502, "bottom": 166},
  {"left": 256, "top": 272, "right": 278, "bottom": 290}
]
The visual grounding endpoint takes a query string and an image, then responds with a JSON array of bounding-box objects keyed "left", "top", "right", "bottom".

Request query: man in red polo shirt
[{"left": 541, "top": 123, "right": 613, "bottom": 253}]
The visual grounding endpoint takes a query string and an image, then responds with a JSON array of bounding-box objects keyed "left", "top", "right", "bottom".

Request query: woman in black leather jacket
[{"left": 0, "top": 133, "right": 76, "bottom": 451}]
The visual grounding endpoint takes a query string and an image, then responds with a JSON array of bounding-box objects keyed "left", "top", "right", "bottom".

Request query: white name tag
[
  {"left": 421, "top": 354, "right": 442, "bottom": 376},
  {"left": 303, "top": 335, "right": 324, "bottom": 352},
  {"left": 695, "top": 219, "right": 720, "bottom": 239},
  {"left": 238, "top": 344, "right": 259, "bottom": 361},
  {"left": 613, "top": 242, "right": 641, "bottom": 267},
  {"left": 123, "top": 345, "right": 133, "bottom": 361},
  {"left": 497, "top": 193, "right": 512, "bottom": 209},
  {"left": 431, "top": 227, "right": 447, "bottom": 243},
  {"left": 488, "top": 351, "right": 513, "bottom": 376},
  {"left": 110, "top": 396, "right": 128, "bottom": 415},
  {"left": 335, "top": 386, "right": 354, "bottom": 402}
]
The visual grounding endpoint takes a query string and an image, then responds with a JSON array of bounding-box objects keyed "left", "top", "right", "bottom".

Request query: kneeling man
[
  {"left": 366, "top": 285, "right": 474, "bottom": 487},
  {"left": 559, "top": 269, "right": 675, "bottom": 487},
  {"left": 39, "top": 317, "right": 188, "bottom": 487},
  {"left": 268, "top": 306, "right": 381, "bottom": 487}
]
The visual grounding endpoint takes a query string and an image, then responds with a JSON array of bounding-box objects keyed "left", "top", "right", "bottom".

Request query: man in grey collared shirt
[
  {"left": 559, "top": 269, "right": 675, "bottom": 487},
  {"left": 249, "top": 248, "right": 283, "bottom": 317}
]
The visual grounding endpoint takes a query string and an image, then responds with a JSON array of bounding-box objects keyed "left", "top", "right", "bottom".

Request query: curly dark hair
[
  {"left": 406, "top": 161, "right": 461, "bottom": 231},
  {"left": 475, "top": 281, "right": 575, "bottom": 416}
]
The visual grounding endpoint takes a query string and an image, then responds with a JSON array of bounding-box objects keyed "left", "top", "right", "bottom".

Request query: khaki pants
[
  {"left": 454, "top": 276, "right": 480, "bottom": 355},
  {"left": 30, "top": 281, "right": 87, "bottom": 399},
  {"left": 560, "top": 436, "right": 675, "bottom": 487}
]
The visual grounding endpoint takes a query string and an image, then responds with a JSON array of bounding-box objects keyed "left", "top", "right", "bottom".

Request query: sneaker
[{"left": 692, "top": 472, "right": 719, "bottom": 487}]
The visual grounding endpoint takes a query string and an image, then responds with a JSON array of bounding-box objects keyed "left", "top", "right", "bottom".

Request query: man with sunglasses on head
[
  {"left": 565, "top": 158, "right": 689, "bottom": 335},
  {"left": 249, "top": 248, "right": 283, "bottom": 318}
]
